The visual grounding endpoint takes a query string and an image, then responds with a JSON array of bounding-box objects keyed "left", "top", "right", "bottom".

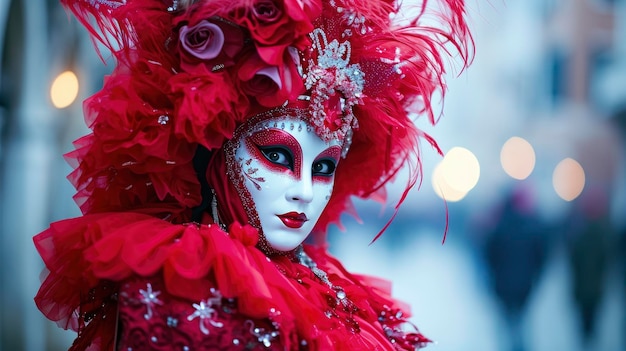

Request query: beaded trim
[{"left": 294, "top": 246, "right": 360, "bottom": 332}]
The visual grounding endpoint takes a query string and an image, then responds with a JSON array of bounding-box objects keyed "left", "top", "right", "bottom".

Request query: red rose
[
  {"left": 253, "top": 0, "right": 282, "bottom": 23},
  {"left": 238, "top": 48, "right": 305, "bottom": 107},
  {"left": 231, "top": 0, "right": 314, "bottom": 65},
  {"left": 238, "top": 50, "right": 283, "bottom": 106},
  {"left": 241, "top": 66, "right": 281, "bottom": 103},
  {"left": 178, "top": 19, "right": 244, "bottom": 72}
]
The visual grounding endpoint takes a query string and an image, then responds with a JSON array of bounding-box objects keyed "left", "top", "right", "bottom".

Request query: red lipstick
[{"left": 277, "top": 212, "right": 308, "bottom": 229}]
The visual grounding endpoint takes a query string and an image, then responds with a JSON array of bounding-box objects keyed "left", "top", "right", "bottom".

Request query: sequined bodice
[
  {"left": 116, "top": 246, "right": 428, "bottom": 350},
  {"left": 118, "top": 277, "right": 287, "bottom": 351}
]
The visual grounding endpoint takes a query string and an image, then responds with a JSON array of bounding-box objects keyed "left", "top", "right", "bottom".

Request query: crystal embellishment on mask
[{"left": 305, "top": 28, "right": 364, "bottom": 143}]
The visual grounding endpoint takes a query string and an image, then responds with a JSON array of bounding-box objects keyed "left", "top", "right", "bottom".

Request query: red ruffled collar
[{"left": 35, "top": 212, "right": 426, "bottom": 350}]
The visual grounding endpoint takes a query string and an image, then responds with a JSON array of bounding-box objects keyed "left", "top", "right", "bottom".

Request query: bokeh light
[
  {"left": 50, "top": 71, "right": 79, "bottom": 109},
  {"left": 440, "top": 147, "right": 480, "bottom": 193},
  {"left": 552, "top": 157, "right": 586, "bottom": 201},
  {"left": 432, "top": 162, "right": 467, "bottom": 202},
  {"left": 500, "top": 136, "right": 536, "bottom": 180}
]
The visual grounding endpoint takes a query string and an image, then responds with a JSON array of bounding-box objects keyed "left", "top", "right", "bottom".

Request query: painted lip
[{"left": 277, "top": 212, "right": 308, "bottom": 229}]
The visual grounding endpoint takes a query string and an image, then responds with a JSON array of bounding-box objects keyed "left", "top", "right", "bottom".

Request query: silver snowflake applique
[
  {"left": 187, "top": 289, "right": 225, "bottom": 335},
  {"left": 138, "top": 283, "right": 164, "bottom": 320}
]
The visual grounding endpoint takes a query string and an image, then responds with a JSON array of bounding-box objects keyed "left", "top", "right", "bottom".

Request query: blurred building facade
[
  {"left": 1, "top": 1, "right": 106, "bottom": 349},
  {"left": 1, "top": 0, "right": 625, "bottom": 350}
]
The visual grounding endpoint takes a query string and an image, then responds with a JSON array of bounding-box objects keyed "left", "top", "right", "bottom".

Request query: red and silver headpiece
[{"left": 63, "top": 0, "right": 472, "bottom": 238}]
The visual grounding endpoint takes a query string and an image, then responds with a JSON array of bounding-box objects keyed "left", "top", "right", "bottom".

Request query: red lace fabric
[{"left": 34, "top": 212, "right": 429, "bottom": 350}]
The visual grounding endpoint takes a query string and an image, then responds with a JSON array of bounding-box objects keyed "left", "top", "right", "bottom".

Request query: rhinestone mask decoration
[{"left": 304, "top": 28, "right": 364, "bottom": 149}]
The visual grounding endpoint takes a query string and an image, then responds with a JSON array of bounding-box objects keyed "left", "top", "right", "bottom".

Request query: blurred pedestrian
[
  {"left": 484, "top": 185, "right": 549, "bottom": 351},
  {"left": 564, "top": 187, "right": 615, "bottom": 348}
]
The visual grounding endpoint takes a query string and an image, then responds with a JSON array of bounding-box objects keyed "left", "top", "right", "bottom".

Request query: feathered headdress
[{"left": 62, "top": 0, "right": 472, "bottom": 240}]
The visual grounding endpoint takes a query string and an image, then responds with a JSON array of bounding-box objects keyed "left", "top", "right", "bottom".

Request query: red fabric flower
[
  {"left": 178, "top": 19, "right": 244, "bottom": 72},
  {"left": 231, "top": 0, "right": 317, "bottom": 65},
  {"left": 168, "top": 67, "right": 249, "bottom": 150},
  {"left": 150, "top": 162, "right": 202, "bottom": 208},
  {"left": 66, "top": 62, "right": 201, "bottom": 215},
  {"left": 238, "top": 48, "right": 305, "bottom": 107},
  {"left": 88, "top": 72, "right": 173, "bottom": 164}
]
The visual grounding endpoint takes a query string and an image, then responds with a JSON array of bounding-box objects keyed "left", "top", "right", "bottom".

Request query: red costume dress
[{"left": 34, "top": 0, "right": 472, "bottom": 350}]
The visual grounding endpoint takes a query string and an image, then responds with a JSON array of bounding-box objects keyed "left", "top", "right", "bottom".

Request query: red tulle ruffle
[{"left": 35, "top": 213, "right": 426, "bottom": 350}]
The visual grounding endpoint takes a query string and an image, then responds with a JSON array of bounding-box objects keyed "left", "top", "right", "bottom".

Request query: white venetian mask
[{"left": 226, "top": 114, "right": 342, "bottom": 253}]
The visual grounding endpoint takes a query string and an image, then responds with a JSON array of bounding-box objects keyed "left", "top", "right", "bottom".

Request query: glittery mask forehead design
[{"left": 237, "top": 107, "right": 352, "bottom": 158}]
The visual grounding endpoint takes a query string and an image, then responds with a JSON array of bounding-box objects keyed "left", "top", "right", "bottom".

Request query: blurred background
[{"left": 0, "top": 0, "right": 624, "bottom": 350}]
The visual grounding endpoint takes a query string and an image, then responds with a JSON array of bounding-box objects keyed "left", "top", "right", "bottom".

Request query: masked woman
[{"left": 34, "top": 0, "right": 472, "bottom": 350}]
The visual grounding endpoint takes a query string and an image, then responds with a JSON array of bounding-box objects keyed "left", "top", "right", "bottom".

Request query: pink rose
[
  {"left": 180, "top": 20, "right": 224, "bottom": 60},
  {"left": 178, "top": 19, "right": 245, "bottom": 72}
]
